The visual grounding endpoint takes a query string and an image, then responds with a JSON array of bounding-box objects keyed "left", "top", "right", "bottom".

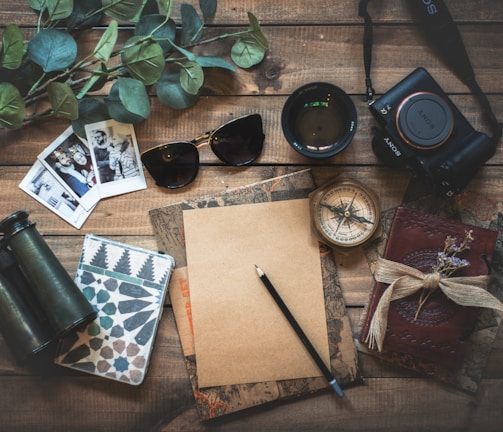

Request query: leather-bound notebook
[{"left": 360, "top": 206, "right": 498, "bottom": 369}]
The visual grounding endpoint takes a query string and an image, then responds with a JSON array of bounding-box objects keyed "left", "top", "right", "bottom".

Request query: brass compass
[{"left": 309, "top": 176, "right": 381, "bottom": 249}]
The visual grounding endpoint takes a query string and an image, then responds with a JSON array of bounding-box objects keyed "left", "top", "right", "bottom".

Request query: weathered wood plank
[
  {"left": 1, "top": 0, "right": 502, "bottom": 26},
  {"left": 1, "top": 93, "right": 502, "bottom": 166},
  {"left": 1, "top": 375, "right": 502, "bottom": 432},
  {"left": 0, "top": 165, "right": 407, "bottom": 235},
  {"left": 2, "top": 164, "right": 503, "bottom": 236},
  {"left": 0, "top": 308, "right": 501, "bottom": 432},
  {"left": 1, "top": 23, "right": 501, "bottom": 99}
]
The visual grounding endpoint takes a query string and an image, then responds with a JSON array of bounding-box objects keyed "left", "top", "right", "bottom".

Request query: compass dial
[{"left": 310, "top": 177, "right": 381, "bottom": 248}]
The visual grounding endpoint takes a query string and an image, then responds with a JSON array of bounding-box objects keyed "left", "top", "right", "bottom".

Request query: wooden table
[{"left": 1, "top": 1, "right": 502, "bottom": 431}]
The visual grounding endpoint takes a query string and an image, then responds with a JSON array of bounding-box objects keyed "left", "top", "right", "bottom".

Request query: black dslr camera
[{"left": 369, "top": 67, "right": 495, "bottom": 197}]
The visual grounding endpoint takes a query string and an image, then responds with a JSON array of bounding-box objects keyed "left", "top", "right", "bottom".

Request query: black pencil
[{"left": 254, "top": 265, "right": 344, "bottom": 398}]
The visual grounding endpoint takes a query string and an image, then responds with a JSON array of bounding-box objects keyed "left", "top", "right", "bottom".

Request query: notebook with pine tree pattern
[{"left": 55, "top": 234, "right": 175, "bottom": 385}]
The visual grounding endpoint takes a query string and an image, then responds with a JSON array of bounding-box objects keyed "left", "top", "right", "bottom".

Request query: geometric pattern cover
[{"left": 55, "top": 234, "right": 175, "bottom": 385}]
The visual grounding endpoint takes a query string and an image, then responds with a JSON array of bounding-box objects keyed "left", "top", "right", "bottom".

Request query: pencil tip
[{"left": 254, "top": 265, "right": 264, "bottom": 277}]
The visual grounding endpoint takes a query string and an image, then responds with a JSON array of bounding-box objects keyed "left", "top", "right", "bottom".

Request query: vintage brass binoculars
[{"left": 0, "top": 211, "right": 96, "bottom": 363}]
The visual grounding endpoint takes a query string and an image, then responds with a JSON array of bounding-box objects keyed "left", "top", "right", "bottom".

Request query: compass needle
[{"left": 310, "top": 176, "right": 382, "bottom": 249}]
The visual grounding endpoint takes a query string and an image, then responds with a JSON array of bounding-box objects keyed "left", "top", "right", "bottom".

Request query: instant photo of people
[
  {"left": 84, "top": 119, "right": 146, "bottom": 198},
  {"left": 38, "top": 127, "right": 100, "bottom": 211},
  {"left": 18, "top": 161, "right": 94, "bottom": 229}
]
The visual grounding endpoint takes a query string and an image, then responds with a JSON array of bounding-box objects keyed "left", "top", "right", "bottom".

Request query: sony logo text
[
  {"left": 384, "top": 137, "right": 402, "bottom": 157},
  {"left": 422, "top": 0, "right": 439, "bottom": 15}
]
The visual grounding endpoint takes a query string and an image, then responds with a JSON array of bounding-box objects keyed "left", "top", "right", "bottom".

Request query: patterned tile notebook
[{"left": 55, "top": 235, "right": 175, "bottom": 385}]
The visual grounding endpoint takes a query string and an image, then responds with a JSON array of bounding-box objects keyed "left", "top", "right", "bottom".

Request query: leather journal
[{"left": 360, "top": 206, "right": 498, "bottom": 369}]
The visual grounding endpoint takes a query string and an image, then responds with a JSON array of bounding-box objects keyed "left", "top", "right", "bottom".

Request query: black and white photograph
[
  {"left": 38, "top": 127, "right": 100, "bottom": 211},
  {"left": 85, "top": 119, "right": 146, "bottom": 198},
  {"left": 18, "top": 161, "right": 94, "bottom": 229}
]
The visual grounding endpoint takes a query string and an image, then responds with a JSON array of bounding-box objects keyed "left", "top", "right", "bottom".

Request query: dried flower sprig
[{"left": 414, "top": 230, "right": 473, "bottom": 320}]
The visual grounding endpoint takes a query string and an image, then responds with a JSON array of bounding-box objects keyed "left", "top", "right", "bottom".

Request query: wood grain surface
[{"left": 0, "top": 1, "right": 502, "bottom": 431}]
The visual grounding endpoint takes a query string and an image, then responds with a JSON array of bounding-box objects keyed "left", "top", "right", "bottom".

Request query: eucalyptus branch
[
  {"left": 25, "top": 67, "right": 74, "bottom": 100},
  {"left": 23, "top": 107, "right": 54, "bottom": 123},
  {"left": 0, "top": 0, "right": 269, "bottom": 131},
  {"left": 26, "top": 72, "right": 48, "bottom": 98},
  {"left": 189, "top": 29, "right": 251, "bottom": 48}
]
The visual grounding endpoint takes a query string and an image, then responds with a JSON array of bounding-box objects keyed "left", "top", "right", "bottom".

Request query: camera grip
[{"left": 371, "top": 131, "right": 405, "bottom": 168}]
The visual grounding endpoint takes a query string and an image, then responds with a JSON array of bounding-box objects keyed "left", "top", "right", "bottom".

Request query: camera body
[{"left": 369, "top": 67, "right": 494, "bottom": 196}]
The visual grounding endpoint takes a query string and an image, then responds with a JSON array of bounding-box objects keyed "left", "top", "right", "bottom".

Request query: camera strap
[{"left": 358, "top": 0, "right": 502, "bottom": 146}]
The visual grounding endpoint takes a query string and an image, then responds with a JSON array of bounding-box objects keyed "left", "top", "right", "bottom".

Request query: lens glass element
[{"left": 281, "top": 82, "right": 357, "bottom": 158}]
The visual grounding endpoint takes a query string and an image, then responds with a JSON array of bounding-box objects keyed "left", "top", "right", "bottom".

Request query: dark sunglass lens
[
  {"left": 210, "top": 114, "right": 264, "bottom": 165},
  {"left": 141, "top": 143, "right": 199, "bottom": 188}
]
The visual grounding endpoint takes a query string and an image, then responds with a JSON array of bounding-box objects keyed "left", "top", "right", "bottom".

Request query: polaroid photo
[
  {"left": 84, "top": 119, "right": 146, "bottom": 198},
  {"left": 38, "top": 126, "right": 100, "bottom": 211},
  {"left": 19, "top": 160, "right": 95, "bottom": 229}
]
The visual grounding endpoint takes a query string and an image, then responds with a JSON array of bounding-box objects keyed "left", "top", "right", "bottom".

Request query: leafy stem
[{"left": 0, "top": 0, "right": 269, "bottom": 132}]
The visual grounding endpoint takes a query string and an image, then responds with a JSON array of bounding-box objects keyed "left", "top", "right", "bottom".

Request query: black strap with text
[{"left": 358, "top": 0, "right": 502, "bottom": 147}]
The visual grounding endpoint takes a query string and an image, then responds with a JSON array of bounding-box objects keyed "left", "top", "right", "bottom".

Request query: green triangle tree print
[
  {"left": 113, "top": 249, "right": 132, "bottom": 275},
  {"left": 90, "top": 242, "right": 108, "bottom": 267},
  {"left": 137, "top": 255, "right": 155, "bottom": 282}
]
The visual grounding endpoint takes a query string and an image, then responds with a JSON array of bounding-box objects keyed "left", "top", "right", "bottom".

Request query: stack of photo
[{"left": 19, "top": 120, "right": 146, "bottom": 229}]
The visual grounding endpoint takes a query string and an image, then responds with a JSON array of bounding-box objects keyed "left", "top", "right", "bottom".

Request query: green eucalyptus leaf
[
  {"left": 169, "top": 41, "right": 196, "bottom": 62},
  {"left": 28, "top": 0, "right": 45, "bottom": 11},
  {"left": 117, "top": 77, "right": 150, "bottom": 118},
  {"left": 159, "top": 0, "right": 173, "bottom": 17},
  {"left": 76, "top": 63, "right": 108, "bottom": 99},
  {"left": 72, "top": 98, "right": 110, "bottom": 137},
  {"left": 105, "top": 79, "right": 149, "bottom": 123},
  {"left": 130, "top": 0, "right": 150, "bottom": 22},
  {"left": 231, "top": 38, "right": 266, "bottom": 69},
  {"left": 1, "top": 24, "right": 24, "bottom": 70},
  {"left": 156, "top": 69, "right": 199, "bottom": 110},
  {"left": 94, "top": 20, "right": 118, "bottom": 62},
  {"left": 0, "top": 82, "right": 26, "bottom": 130},
  {"left": 27, "top": 29, "right": 77, "bottom": 72},
  {"left": 47, "top": 0, "right": 74, "bottom": 21},
  {"left": 102, "top": 0, "right": 145, "bottom": 21},
  {"left": 66, "top": 0, "right": 102, "bottom": 30},
  {"left": 47, "top": 82, "right": 78, "bottom": 119},
  {"left": 199, "top": 0, "right": 217, "bottom": 20},
  {"left": 196, "top": 55, "right": 235, "bottom": 71},
  {"left": 122, "top": 35, "right": 165, "bottom": 85},
  {"left": 140, "top": 0, "right": 161, "bottom": 17},
  {"left": 135, "top": 14, "right": 176, "bottom": 54},
  {"left": 180, "top": 3, "right": 203, "bottom": 46},
  {"left": 179, "top": 60, "right": 204, "bottom": 95},
  {"left": 247, "top": 12, "right": 269, "bottom": 49}
]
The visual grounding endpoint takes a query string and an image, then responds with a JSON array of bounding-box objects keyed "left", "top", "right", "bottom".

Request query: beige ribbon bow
[{"left": 365, "top": 258, "right": 503, "bottom": 352}]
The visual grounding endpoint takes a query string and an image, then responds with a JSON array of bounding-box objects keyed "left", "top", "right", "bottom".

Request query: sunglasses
[{"left": 141, "top": 114, "right": 265, "bottom": 188}]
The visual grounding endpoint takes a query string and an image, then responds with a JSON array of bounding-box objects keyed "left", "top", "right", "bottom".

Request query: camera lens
[
  {"left": 396, "top": 92, "right": 454, "bottom": 149},
  {"left": 281, "top": 82, "right": 357, "bottom": 158}
]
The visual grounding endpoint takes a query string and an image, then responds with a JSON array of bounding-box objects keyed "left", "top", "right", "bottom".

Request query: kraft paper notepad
[{"left": 183, "top": 199, "right": 330, "bottom": 388}]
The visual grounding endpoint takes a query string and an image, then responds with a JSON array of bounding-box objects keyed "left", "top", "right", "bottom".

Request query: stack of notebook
[{"left": 148, "top": 169, "right": 362, "bottom": 420}]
